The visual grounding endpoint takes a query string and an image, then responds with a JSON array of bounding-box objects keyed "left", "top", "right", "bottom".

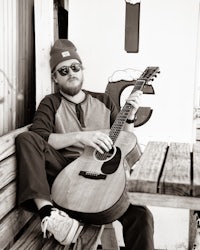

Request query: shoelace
[
  {"left": 41, "top": 209, "right": 70, "bottom": 239},
  {"left": 41, "top": 216, "right": 52, "bottom": 238}
]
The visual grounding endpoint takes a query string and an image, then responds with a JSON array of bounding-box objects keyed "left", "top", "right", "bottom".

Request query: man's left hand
[{"left": 126, "top": 90, "right": 142, "bottom": 119}]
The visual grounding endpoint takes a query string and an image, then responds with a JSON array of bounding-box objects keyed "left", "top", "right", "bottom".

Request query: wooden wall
[
  {"left": 17, "top": 0, "right": 35, "bottom": 128},
  {"left": 0, "top": 0, "right": 35, "bottom": 136},
  {"left": 0, "top": 0, "right": 17, "bottom": 135},
  {"left": 196, "top": 117, "right": 200, "bottom": 142}
]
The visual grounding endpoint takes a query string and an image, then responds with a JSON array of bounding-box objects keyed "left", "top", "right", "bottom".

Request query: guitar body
[{"left": 52, "top": 130, "right": 141, "bottom": 225}]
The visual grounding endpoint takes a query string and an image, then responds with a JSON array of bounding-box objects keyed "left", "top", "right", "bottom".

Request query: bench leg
[
  {"left": 190, "top": 211, "right": 200, "bottom": 250},
  {"left": 101, "top": 223, "right": 119, "bottom": 250},
  {"left": 192, "top": 227, "right": 200, "bottom": 250},
  {"left": 73, "top": 224, "right": 104, "bottom": 250},
  {"left": 69, "top": 223, "right": 119, "bottom": 250}
]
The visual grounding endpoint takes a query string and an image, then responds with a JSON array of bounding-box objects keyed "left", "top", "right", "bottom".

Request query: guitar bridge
[{"left": 79, "top": 171, "right": 107, "bottom": 180}]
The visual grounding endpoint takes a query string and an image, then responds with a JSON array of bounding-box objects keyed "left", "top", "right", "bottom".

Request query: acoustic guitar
[{"left": 52, "top": 66, "right": 160, "bottom": 225}]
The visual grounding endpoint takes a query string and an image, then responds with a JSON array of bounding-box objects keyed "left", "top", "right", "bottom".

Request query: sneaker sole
[{"left": 60, "top": 220, "right": 79, "bottom": 246}]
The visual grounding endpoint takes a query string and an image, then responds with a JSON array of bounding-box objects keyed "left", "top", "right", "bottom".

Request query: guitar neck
[{"left": 109, "top": 79, "right": 146, "bottom": 144}]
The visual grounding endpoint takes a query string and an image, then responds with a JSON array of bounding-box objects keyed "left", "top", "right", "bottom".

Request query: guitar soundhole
[
  {"left": 93, "top": 146, "right": 121, "bottom": 174},
  {"left": 94, "top": 146, "right": 116, "bottom": 162},
  {"left": 101, "top": 146, "right": 122, "bottom": 174}
]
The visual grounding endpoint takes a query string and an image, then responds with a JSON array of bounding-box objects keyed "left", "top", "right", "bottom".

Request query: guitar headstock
[{"left": 138, "top": 67, "right": 160, "bottom": 84}]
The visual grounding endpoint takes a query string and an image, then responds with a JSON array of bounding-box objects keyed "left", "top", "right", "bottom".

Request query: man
[{"left": 16, "top": 39, "right": 154, "bottom": 249}]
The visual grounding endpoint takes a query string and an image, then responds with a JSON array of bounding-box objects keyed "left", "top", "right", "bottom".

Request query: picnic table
[
  {"left": 127, "top": 141, "right": 200, "bottom": 210},
  {"left": 127, "top": 141, "right": 200, "bottom": 249}
]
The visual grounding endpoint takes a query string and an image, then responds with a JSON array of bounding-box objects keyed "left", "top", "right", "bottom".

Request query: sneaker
[{"left": 41, "top": 208, "right": 79, "bottom": 245}]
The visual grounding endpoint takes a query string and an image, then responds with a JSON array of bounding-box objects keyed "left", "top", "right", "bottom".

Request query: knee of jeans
[
  {"left": 15, "top": 131, "right": 36, "bottom": 145},
  {"left": 138, "top": 207, "right": 154, "bottom": 226}
]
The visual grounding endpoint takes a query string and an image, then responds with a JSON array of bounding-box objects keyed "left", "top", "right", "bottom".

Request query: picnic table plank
[
  {"left": 159, "top": 142, "right": 191, "bottom": 196},
  {"left": 128, "top": 141, "right": 168, "bottom": 193},
  {"left": 127, "top": 192, "right": 200, "bottom": 210}
]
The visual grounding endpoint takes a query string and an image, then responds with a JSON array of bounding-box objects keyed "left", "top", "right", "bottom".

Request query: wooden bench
[
  {"left": 0, "top": 125, "right": 119, "bottom": 250},
  {"left": 127, "top": 141, "right": 200, "bottom": 249}
]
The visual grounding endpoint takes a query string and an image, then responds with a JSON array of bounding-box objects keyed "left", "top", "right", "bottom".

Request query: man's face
[{"left": 54, "top": 59, "right": 84, "bottom": 96}]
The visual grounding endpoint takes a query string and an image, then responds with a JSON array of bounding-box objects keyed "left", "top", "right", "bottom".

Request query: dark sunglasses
[{"left": 56, "top": 63, "right": 82, "bottom": 76}]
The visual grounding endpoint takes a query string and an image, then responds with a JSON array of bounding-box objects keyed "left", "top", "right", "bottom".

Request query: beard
[{"left": 60, "top": 78, "right": 83, "bottom": 96}]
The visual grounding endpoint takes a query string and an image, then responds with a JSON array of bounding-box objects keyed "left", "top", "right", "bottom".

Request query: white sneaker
[{"left": 41, "top": 208, "right": 79, "bottom": 245}]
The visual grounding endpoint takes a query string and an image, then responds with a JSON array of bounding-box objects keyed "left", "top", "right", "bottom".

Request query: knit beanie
[{"left": 50, "top": 39, "right": 82, "bottom": 72}]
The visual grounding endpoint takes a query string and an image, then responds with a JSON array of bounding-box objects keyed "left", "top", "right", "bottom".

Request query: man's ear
[{"left": 51, "top": 73, "right": 58, "bottom": 83}]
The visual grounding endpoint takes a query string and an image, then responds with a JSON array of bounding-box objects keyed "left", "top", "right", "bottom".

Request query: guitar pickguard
[{"left": 101, "top": 147, "right": 122, "bottom": 174}]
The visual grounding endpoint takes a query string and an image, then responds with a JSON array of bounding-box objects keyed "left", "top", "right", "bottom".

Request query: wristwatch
[{"left": 126, "top": 118, "right": 135, "bottom": 124}]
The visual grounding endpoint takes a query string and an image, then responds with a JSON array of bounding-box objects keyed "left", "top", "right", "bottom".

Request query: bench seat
[
  {"left": 0, "top": 125, "right": 67, "bottom": 249},
  {"left": 0, "top": 125, "right": 119, "bottom": 250}
]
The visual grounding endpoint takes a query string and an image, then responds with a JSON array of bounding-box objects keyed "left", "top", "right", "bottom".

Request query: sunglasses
[{"left": 55, "top": 63, "right": 82, "bottom": 76}]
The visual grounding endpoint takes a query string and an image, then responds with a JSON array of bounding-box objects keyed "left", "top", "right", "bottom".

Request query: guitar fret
[{"left": 109, "top": 103, "right": 133, "bottom": 143}]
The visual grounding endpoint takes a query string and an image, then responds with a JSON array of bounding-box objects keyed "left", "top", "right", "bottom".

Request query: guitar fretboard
[{"left": 109, "top": 79, "right": 146, "bottom": 144}]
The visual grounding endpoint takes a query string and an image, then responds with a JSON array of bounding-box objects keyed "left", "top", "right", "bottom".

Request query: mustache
[
  {"left": 61, "top": 79, "right": 83, "bottom": 96},
  {"left": 68, "top": 76, "right": 79, "bottom": 81}
]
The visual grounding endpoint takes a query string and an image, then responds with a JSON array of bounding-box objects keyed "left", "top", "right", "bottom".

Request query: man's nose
[{"left": 67, "top": 68, "right": 74, "bottom": 76}]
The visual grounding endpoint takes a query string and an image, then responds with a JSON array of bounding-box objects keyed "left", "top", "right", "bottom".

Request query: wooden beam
[
  {"left": 34, "top": 0, "right": 54, "bottom": 108},
  {"left": 128, "top": 192, "right": 200, "bottom": 210}
]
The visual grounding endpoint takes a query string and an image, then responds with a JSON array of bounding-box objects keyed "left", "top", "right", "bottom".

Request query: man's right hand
[{"left": 78, "top": 131, "right": 113, "bottom": 154}]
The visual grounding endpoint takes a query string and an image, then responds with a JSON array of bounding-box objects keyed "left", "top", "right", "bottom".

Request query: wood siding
[
  {"left": 0, "top": 0, "right": 35, "bottom": 136},
  {"left": 17, "top": 0, "right": 35, "bottom": 128},
  {"left": 0, "top": 0, "right": 18, "bottom": 135}
]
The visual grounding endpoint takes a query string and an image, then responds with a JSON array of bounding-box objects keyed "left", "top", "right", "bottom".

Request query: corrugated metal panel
[
  {"left": 0, "top": 0, "right": 17, "bottom": 135},
  {"left": 17, "top": 0, "right": 35, "bottom": 128},
  {"left": 0, "top": 0, "right": 35, "bottom": 136}
]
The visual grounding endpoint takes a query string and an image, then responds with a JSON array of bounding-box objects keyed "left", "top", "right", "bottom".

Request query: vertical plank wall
[
  {"left": 0, "top": 0, "right": 17, "bottom": 135},
  {"left": 0, "top": 0, "right": 35, "bottom": 136},
  {"left": 17, "top": 0, "right": 35, "bottom": 128}
]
